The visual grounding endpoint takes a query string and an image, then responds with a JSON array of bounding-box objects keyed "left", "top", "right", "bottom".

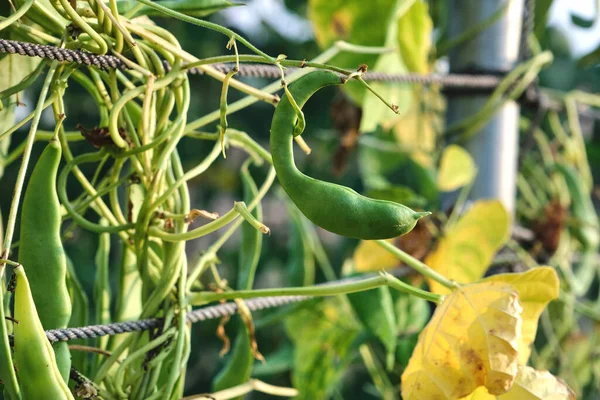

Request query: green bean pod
[
  {"left": 270, "top": 71, "right": 429, "bottom": 240},
  {"left": 18, "top": 139, "right": 72, "bottom": 381},
  {"left": 13, "top": 266, "right": 74, "bottom": 400}
]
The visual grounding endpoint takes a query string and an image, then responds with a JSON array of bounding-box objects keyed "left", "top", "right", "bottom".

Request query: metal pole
[{"left": 446, "top": 0, "right": 524, "bottom": 215}]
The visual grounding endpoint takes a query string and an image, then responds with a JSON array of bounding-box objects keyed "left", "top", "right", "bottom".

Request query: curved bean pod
[{"left": 270, "top": 71, "right": 429, "bottom": 240}]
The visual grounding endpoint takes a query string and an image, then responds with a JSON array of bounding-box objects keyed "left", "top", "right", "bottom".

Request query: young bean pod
[
  {"left": 270, "top": 71, "right": 429, "bottom": 240},
  {"left": 18, "top": 138, "right": 72, "bottom": 381},
  {"left": 13, "top": 266, "right": 74, "bottom": 400}
]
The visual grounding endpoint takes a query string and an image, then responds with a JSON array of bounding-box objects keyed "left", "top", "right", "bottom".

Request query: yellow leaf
[
  {"left": 459, "top": 386, "right": 495, "bottom": 400},
  {"left": 353, "top": 240, "right": 398, "bottom": 272},
  {"left": 483, "top": 268, "right": 559, "bottom": 364},
  {"left": 426, "top": 200, "right": 511, "bottom": 295},
  {"left": 401, "top": 282, "right": 522, "bottom": 399},
  {"left": 397, "top": 0, "right": 433, "bottom": 74},
  {"left": 437, "top": 145, "right": 477, "bottom": 191},
  {"left": 498, "top": 365, "right": 575, "bottom": 400}
]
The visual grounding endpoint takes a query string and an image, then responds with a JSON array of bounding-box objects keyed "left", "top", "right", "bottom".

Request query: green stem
[
  {"left": 375, "top": 240, "right": 457, "bottom": 289},
  {"left": 191, "top": 272, "right": 441, "bottom": 304},
  {"left": 184, "top": 46, "right": 341, "bottom": 133}
]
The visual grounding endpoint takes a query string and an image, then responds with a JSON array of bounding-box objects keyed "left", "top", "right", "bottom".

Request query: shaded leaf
[
  {"left": 0, "top": 53, "right": 40, "bottom": 93},
  {"left": 285, "top": 300, "right": 359, "bottom": 399},
  {"left": 401, "top": 282, "right": 522, "bottom": 399},
  {"left": 394, "top": 290, "right": 430, "bottom": 367},
  {"left": 353, "top": 239, "right": 398, "bottom": 273},
  {"left": 425, "top": 200, "right": 510, "bottom": 294},
  {"left": 437, "top": 145, "right": 476, "bottom": 191},
  {"left": 347, "top": 285, "right": 397, "bottom": 370},
  {"left": 213, "top": 328, "right": 254, "bottom": 394},
  {"left": 397, "top": 0, "right": 433, "bottom": 73},
  {"left": 483, "top": 267, "right": 559, "bottom": 364}
]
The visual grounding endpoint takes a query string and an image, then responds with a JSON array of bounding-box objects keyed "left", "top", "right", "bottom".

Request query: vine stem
[
  {"left": 1, "top": 61, "right": 58, "bottom": 275},
  {"left": 123, "top": 22, "right": 278, "bottom": 104},
  {"left": 375, "top": 240, "right": 458, "bottom": 289},
  {"left": 191, "top": 272, "right": 442, "bottom": 304},
  {"left": 134, "top": 0, "right": 274, "bottom": 63}
]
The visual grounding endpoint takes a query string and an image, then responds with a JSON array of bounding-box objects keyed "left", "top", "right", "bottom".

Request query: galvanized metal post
[{"left": 446, "top": 0, "right": 524, "bottom": 215}]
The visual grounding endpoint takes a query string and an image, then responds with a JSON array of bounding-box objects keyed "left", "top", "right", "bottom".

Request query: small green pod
[
  {"left": 18, "top": 139, "right": 72, "bottom": 382},
  {"left": 270, "top": 71, "right": 429, "bottom": 240},
  {"left": 13, "top": 266, "right": 74, "bottom": 400}
]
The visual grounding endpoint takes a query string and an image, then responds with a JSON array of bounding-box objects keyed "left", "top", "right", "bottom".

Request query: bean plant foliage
[{"left": 0, "top": 0, "right": 598, "bottom": 399}]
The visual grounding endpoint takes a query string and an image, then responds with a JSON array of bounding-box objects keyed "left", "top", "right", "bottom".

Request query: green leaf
[
  {"left": 252, "top": 344, "right": 293, "bottom": 377},
  {"left": 285, "top": 300, "right": 359, "bottom": 399},
  {"left": 0, "top": 52, "right": 41, "bottom": 93},
  {"left": 534, "top": 0, "right": 555, "bottom": 39},
  {"left": 117, "top": 0, "right": 241, "bottom": 18},
  {"left": 359, "top": 52, "right": 412, "bottom": 132},
  {"left": 347, "top": 285, "right": 397, "bottom": 370},
  {"left": 570, "top": 1, "right": 598, "bottom": 29},
  {"left": 213, "top": 328, "right": 254, "bottom": 395},
  {"left": 397, "top": 0, "right": 433, "bottom": 73}
]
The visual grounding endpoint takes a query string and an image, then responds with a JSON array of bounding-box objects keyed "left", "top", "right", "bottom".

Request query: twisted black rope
[
  {"left": 0, "top": 39, "right": 125, "bottom": 70},
  {"left": 40, "top": 294, "right": 309, "bottom": 343},
  {"left": 180, "top": 61, "right": 502, "bottom": 90},
  {"left": 0, "top": 38, "right": 501, "bottom": 89}
]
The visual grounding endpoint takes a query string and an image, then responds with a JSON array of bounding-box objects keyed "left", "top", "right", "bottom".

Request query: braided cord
[{"left": 0, "top": 38, "right": 501, "bottom": 89}]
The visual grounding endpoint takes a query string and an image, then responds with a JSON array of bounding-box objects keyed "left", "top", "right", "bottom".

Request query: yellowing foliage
[
  {"left": 353, "top": 239, "right": 398, "bottom": 272},
  {"left": 498, "top": 365, "right": 575, "bottom": 400},
  {"left": 437, "top": 145, "right": 477, "bottom": 191},
  {"left": 483, "top": 268, "right": 560, "bottom": 364},
  {"left": 401, "top": 281, "right": 522, "bottom": 400},
  {"left": 426, "top": 200, "right": 510, "bottom": 294}
]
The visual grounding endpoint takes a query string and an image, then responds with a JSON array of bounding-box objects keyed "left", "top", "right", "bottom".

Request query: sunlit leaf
[
  {"left": 401, "top": 281, "right": 522, "bottom": 399},
  {"left": 285, "top": 300, "right": 359, "bottom": 399},
  {"left": 308, "top": 0, "right": 396, "bottom": 103},
  {"left": 483, "top": 267, "right": 559, "bottom": 364},
  {"left": 359, "top": 51, "right": 411, "bottom": 132},
  {"left": 353, "top": 239, "right": 398, "bottom": 272},
  {"left": 459, "top": 386, "right": 494, "bottom": 400},
  {"left": 347, "top": 285, "right": 397, "bottom": 370},
  {"left": 426, "top": 200, "right": 510, "bottom": 294},
  {"left": 397, "top": 0, "right": 433, "bottom": 73},
  {"left": 497, "top": 365, "right": 575, "bottom": 400},
  {"left": 437, "top": 145, "right": 476, "bottom": 191}
]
